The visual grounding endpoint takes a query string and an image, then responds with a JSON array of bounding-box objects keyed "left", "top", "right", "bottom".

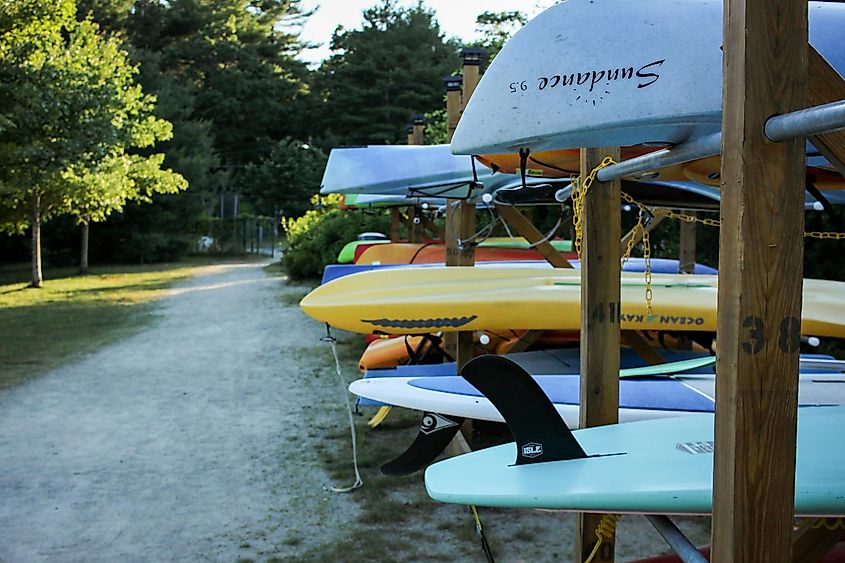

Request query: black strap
[{"left": 518, "top": 148, "right": 530, "bottom": 190}]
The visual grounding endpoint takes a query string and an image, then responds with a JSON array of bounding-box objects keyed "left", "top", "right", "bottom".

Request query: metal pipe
[
  {"left": 596, "top": 133, "right": 722, "bottom": 183},
  {"left": 594, "top": 100, "right": 845, "bottom": 183},
  {"left": 646, "top": 515, "right": 709, "bottom": 563},
  {"left": 766, "top": 99, "right": 845, "bottom": 142}
]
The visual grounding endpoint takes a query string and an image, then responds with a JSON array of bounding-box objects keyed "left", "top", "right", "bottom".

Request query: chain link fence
[{"left": 194, "top": 217, "right": 279, "bottom": 256}]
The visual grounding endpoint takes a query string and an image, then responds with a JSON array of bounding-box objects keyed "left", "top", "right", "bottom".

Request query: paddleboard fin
[
  {"left": 380, "top": 412, "right": 464, "bottom": 476},
  {"left": 462, "top": 354, "right": 587, "bottom": 465}
]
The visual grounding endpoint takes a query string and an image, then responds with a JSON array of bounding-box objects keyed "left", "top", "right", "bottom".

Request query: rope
[
  {"left": 471, "top": 505, "right": 496, "bottom": 563},
  {"left": 584, "top": 514, "right": 620, "bottom": 563},
  {"left": 322, "top": 325, "right": 364, "bottom": 493}
]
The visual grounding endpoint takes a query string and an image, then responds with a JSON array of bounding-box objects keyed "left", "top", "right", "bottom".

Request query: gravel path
[{"left": 0, "top": 261, "right": 357, "bottom": 562}]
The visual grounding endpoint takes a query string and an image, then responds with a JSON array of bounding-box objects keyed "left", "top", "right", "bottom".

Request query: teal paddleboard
[{"left": 425, "top": 406, "right": 845, "bottom": 516}]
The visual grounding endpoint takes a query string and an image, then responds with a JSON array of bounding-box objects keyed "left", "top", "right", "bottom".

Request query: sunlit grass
[{"left": 0, "top": 262, "right": 207, "bottom": 389}]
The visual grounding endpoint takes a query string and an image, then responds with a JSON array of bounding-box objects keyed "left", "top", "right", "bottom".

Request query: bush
[{"left": 282, "top": 194, "right": 391, "bottom": 280}]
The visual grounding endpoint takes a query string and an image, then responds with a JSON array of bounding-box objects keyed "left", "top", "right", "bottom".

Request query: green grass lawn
[{"left": 0, "top": 261, "right": 210, "bottom": 389}]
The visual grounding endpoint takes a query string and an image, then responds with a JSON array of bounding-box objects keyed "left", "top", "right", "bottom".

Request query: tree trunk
[
  {"left": 31, "top": 195, "right": 43, "bottom": 288},
  {"left": 80, "top": 222, "right": 90, "bottom": 274}
]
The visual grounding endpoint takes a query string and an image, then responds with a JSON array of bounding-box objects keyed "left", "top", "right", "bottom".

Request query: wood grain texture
[
  {"left": 495, "top": 204, "right": 574, "bottom": 269},
  {"left": 807, "top": 47, "right": 845, "bottom": 176},
  {"left": 444, "top": 201, "right": 476, "bottom": 371},
  {"left": 446, "top": 89, "right": 461, "bottom": 142},
  {"left": 390, "top": 208, "right": 401, "bottom": 242},
  {"left": 461, "top": 64, "right": 480, "bottom": 109},
  {"left": 712, "top": 0, "right": 806, "bottom": 561},
  {"left": 679, "top": 215, "right": 697, "bottom": 275},
  {"left": 791, "top": 523, "right": 845, "bottom": 563},
  {"left": 576, "top": 147, "right": 621, "bottom": 563}
]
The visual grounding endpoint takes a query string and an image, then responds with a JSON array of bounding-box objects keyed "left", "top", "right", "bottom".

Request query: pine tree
[{"left": 314, "top": 0, "right": 460, "bottom": 145}]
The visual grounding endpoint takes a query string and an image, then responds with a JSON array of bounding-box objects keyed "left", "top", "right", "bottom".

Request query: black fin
[
  {"left": 461, "top": 354, "right": 587, "bottom": 465},
  {"left": 380, "top": 412, "right": 464, "bottom": 476}
]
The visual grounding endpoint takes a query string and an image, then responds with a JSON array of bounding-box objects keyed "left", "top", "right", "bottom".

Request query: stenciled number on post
[{"left": 740, "top": 315, "right": 801, "bottom": 354}]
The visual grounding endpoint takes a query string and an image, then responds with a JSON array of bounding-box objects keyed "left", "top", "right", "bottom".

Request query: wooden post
[
  {"left": 679, "top": 213, "right": 697, "bottom": 274},
  {"left": 444, "top": 75, "right": 463, "bottom": 141},
  {"left": 390, "top": 208, "right": 401, "bottom": 242},
  {"left": 412, "top": 114, "right": 425, "bottom": 146},
  {"left": 459, "top": 47, "right": 485, "bottom": 106},
  {"left": 405, "top": 124, "right": 414, "bottom": 146},
  {"left": 807, "top": 47, "right": 845, "bottom": 176},
  {"left": 576, "top": 147, "right": 621, "bottom": 563},
  {"left": 712, "top": 0, "right": 807, "bottom": 561},
  {"left": 406, "top": 205, "right": 419, "bottom": 243}
]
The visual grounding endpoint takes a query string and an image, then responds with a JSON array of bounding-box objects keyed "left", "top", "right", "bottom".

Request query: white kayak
[
  {"left": 450, "top": 0, "right": 845, "bottom": 154},
  {"left": 319, "top": 144, "right": 565, "bottom": 198}
]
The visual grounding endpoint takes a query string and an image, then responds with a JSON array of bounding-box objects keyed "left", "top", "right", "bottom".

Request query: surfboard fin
[
  {"left": 462, "top": 354, "right": 587, "bottom": 465},
  {"left": 380, "top": 412, "right": 464, "bottom": 476}
]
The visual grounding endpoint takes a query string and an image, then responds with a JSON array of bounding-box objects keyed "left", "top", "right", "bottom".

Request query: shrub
[{"left": 282, "top": 194, "right": 391, "bottom": 280}]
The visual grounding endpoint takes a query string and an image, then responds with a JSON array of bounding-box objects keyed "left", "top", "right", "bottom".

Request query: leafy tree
[
  {"left": 108, "top": 0, "right": 313, "bottom": 246},
  {"left": 65, "top": 152, "right": 187, "bottom": 272},
  {"left": 240, "top": 139, "right": 327, "bottom": 218},
  {"left": 473, "top": 11, "right": 526, "bottom": 62},
  {"left": 314, "top": 0, "right": 460, "bottom": 145},
  {"left": 0, "top": 1, "right": 183, "bottom": 286}
]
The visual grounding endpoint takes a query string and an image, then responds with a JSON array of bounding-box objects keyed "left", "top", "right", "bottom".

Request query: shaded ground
[{"left": 0, "top": 260, "right": 709, "bottom": 561}]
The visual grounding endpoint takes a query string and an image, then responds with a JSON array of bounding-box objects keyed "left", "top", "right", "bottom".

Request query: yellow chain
[
  {"left": 664, "top": 210, "right": 723, "bottom": 228},
  {"left": 571, "top": 156, "right": 617, "bottom": 258},
  {"left": 805, "top": 230, "right": 845, "bottom": 240},
  {"left": 626, "top": 193, "right": 845, "bottom": 239},
  {"left": 619, "top": 192, "right": 655, "bottom": 315},
  {"left": 570, "top": 172, "right": 845, "bottom": 318}
]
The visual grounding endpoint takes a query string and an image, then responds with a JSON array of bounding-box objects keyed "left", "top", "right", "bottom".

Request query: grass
[
  {"left": 286, "top": 331, "right": 498, "bottom": 562},
  {"left": 0, "top": 261, "right": 213, "bottom": 389}
]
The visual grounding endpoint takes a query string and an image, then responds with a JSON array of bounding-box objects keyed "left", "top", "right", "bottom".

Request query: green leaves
[
  {"left": 314, "top": 1, "right": 460, "bottom": 145},
  {"left": 0, "top": 1, "right": 186, "bottom": 278}
]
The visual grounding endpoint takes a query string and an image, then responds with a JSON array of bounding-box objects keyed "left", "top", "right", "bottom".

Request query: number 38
[{"left": 741, "top": 315, "right": 801, "bottom": 354}]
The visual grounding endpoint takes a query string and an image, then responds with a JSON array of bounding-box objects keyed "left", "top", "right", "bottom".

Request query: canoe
[
  {"left": 451, "top": 0, "right": 845, "bottom": 155},
  {"left": 299, "top": 268, "right": 845, "bottom": 337}
]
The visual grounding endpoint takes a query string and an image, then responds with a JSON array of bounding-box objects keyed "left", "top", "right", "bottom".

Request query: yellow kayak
[{"left": 300, "top": 268, "right": 845, "bottom": 337}]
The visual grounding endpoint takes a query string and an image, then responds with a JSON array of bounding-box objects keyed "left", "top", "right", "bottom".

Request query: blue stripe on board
[{"left": 409, "top": 375, "right": 716, "bottom": 413}]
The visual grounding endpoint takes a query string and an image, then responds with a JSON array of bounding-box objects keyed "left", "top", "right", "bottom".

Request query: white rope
[{"left": 322, "top": 329, "right": 363, "bottom": 493}]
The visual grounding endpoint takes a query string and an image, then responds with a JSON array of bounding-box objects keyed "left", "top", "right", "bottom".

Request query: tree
[
  {"left": 0, "top": 1, "right": 184, "bottom": 286},
  {"left": 314, "top": 0, "right": 460, "bottom": 145},
  {"left": 110, "top": 0, "right": 313, "bottom": 240},
  {"left": 473, "top": 11, "right": 526, "bottom": 62},
  {"left": 239, "top": 139, "right": 327, "bottom": 218},
  {"left": 65, "top": 151, "right": 187, "bottom": 273}
]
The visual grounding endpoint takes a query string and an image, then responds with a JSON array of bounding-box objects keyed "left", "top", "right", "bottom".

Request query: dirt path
[
  {"left": 0, "top": 260, "right": 711, "bottom": 562},
  {"left": 0, "top": 261, "right": 358, "bottom": 562}
]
